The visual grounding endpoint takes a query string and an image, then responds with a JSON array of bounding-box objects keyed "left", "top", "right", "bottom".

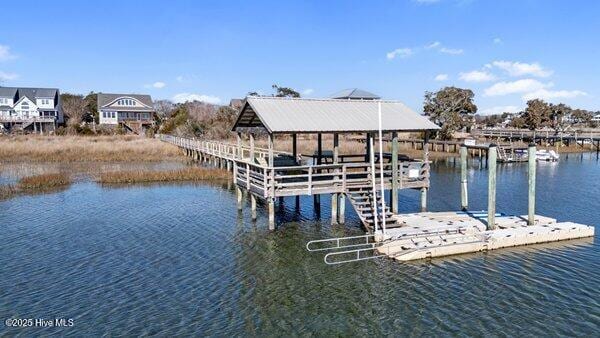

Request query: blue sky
[{"left": 1, "top": 0, "right": 599, "bottom": 114}]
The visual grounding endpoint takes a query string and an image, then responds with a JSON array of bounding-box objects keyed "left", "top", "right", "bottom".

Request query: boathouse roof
[
  {"left": 232, "top": 97, "right": 439, "bottom": 134},
  {"left": 329, "top": 88, "right": 381, "bottom": 100}
]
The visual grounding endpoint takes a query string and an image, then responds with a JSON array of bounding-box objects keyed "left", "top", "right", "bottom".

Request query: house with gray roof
[
  {"left": 329, "top": 88, "right": 381, "bottom": 100},
  {"left": 0, "top": 86, "right": 62, "bottom": 133},
  {"left": 97, "top": 93, "right": 155, "bottom": 134}
]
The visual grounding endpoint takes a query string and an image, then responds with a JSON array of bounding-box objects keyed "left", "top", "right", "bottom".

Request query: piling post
[
  {"left": 460, "top": 145, "right": 469, "bottom": 211},
  {"left": 314, "top": 133, "right": 322, "bottom": 210},
  {"left": 236, "top": 132, "right": 242, "bottom": 159},
  {"left": 331, "top": 133, "right": 339, "bottom": 224},
  {"left": 391, "top": 131, "right": 399, "bottom": 213},
  {"left": 251, "top": 194, "right": 257, "bottom": 220},
  {"left": 487, "top": 144, "right": 498, "bottom": 230},
  {"left": 420, "top": 131, "right": 429, "bottom": 212},
  {"left": 236, "top": 186, "right": 243, "bottom": 211},
  {"left": 267, "top": 133, "right": 274, "bottom": 167},
  {"left": 249, "top": 133, "right": 255, "bottom": 163},
  {"left": 528, "top": 143, "right": 536, "bottom": 225},
  {"left": 338, "top": 194, "right": 345, "bottom": 224},
  {"left": 268, "top": 198, "right": 275, "bottom": 230},
  {"left": 292, "top": 133, "right": 298, "bottom": 163}
]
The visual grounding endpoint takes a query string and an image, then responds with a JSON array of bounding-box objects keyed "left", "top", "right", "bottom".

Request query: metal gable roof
[{"left": 232, "top": 97, "right": 439, "bottom": 134}]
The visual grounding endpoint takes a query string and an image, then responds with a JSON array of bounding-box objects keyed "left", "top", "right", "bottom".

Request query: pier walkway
[{"left": 160, "top": 134, "right": 430, "bottom": 231}]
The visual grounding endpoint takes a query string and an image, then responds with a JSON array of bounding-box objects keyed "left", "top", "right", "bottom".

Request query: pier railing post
[
  {"left": 331, "top": 133, "right": 339, "bottom": 225},
  {"left": 487, "top": 144, "right": 498, "bottom": 230},
  {"left": 420, "top": 131, "right": 429, "bottom": 212},
  {"left": 460, "top": 145, "right": 468, "bottom": 211},
  {"left": 528, "top": 143, "right": 536, "bottom": 225}
]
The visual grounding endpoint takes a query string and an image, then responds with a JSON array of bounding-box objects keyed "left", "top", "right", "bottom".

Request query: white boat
[{"left": 536, "top": 149, "right": 559, "bottom": 162}]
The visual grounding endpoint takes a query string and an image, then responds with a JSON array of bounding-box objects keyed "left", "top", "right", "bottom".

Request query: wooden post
[
  {"left": 528, "top": 143, "right": 536, "bottom": 225},
  {"left": 268, "top": 198, "right": 275, "bottom": 230},
  {"left": 331, "top": 133, "right": 339, "bottom": 224},
  {"left": 236, "top": 186, "right": 243, "bottom": 211},
  {"left": 249, "top": 133, "right": 255, "bottom": 163},
  {"left": 391, "top": 131, "right": 399, "bottom": 213},
  {"left": 420, "top": 131, "right": 429, "bottom": 212},
  {"left": 251, "top": 194, "right": 257, "bottom": 220},
  {"left": 292, "top": 133, "right": 297, "bottom": 163},
  {"left": 338, "top": 194, "right": 345, "bottom": 224},
  {"left": 460, "top": 145, "right": 468, "bottom": 211},
  {"left": 236, "top": 132, "right": 242, "bottom": 159},
  {"left": 487, "top": 144, "right": 498, "bottom": 230},
  {"left": 314, "top": 133, "right": 322, "bottom": 209},
  {"left": 365, "top": 133, "right": 371, "bottom": 162},
  {"left": 268, "top": 133, "right": 274, "bottom": 167}
]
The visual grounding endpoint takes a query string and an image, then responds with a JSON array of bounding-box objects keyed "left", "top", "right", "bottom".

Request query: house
[
  {"left": 97, "top": 93, "right": 155, "bottom": 134},
  {"left": 592, "top": 113, "right": 600, "bottom": 122},
  {"left": 0, "top": 87, "right": 62, "bottom": 133}
]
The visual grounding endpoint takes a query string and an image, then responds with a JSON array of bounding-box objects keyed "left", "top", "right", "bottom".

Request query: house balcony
[{"left": 0, "top": 116, "right": 56, "bottom": 123}]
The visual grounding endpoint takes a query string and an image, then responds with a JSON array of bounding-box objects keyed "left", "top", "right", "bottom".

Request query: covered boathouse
[{"left": 230, "top": 96, "right": 439, "bottom": 230}]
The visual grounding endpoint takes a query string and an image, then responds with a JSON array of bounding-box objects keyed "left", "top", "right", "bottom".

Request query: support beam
[
  {"left": 236, "top": 132, "right": 242, "bottom": 159},
  {"left": 268, "top": 133, "right": 274, "bottom": 167},
  {"left": 268, "top": 198, "right": 275, "bottom": 230},
  {"left": 251, "top": 194, "right": 257, "bottom": 220},
  {"left": 249, "top": 133, "right": 255, "bottom": 163},
  {"left": 487, "top": 144, "right": 498, "bottom": 230},
  {"left": 365, "top": 133, "right": 371, "bottom": 162},
  {"left": 528, "top": 143, "right": 536, "bottom": 225},
  {"left": 391, "top": 132, "right": 399, "bottom": 213},
  {"left": 236, "top": 186, "right": 243, "bottom": 211},
  {"left": 332, "top": 133, "right": 339, "bottom": 225},
  {"left": 317, "top": 133, "right": 322, "bottom": 165},
  {"left": 420, "top": 131, "right": 430, "bottom": 212},
  {"left": 460, "top": 145, "right": 468, "bottom": 211},
  {"left": 292, "top": 133, "right": 297, "bottom": 163},
  {"left": 338, "top": 194, "right": 345, "bottom": 224}
]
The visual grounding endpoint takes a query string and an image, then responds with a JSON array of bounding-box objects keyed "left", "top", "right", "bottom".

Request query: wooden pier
[{"left": 160, "top": 96, "right": 440, "bottom": 231}]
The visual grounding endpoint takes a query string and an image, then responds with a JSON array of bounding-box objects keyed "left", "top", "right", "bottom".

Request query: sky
[{"left": 1, "top": 0, "right": 599, "bottom": 114}]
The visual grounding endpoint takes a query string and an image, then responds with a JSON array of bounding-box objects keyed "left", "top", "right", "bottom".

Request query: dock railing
[{"left": 160, "top": 134, "right": 430, "bottom": 199}]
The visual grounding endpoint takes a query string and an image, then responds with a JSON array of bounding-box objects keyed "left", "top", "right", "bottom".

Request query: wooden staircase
[{"left": 346, "top": 188, "right": 399, "bottom": 232}]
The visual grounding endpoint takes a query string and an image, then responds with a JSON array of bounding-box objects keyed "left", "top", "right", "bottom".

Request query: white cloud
[
  {"left": 176, "top": 75, "right": 184, "bottom": 82},
  {"left": 493, "top": 38, "right": 502, "bottom": 44},
  {"left": 522, "top": 89, "right": 587, "bottom": 101},
  {"left": 0, "top": 45, "right": 16, "bottom": 62},
  {"left": 439, "top": 47, "right": 464, "bottom": 55},
  {"left": 484, "top": 79, "right": 549, "bottom": 96},
  {"left": 426, "top": 41, "right": 441, "bottom": 49},
  {"left": 386, "top": 48, "right": 413, "bottom": 60},
  {"left": 152, "top": 81, "right": 165, "bottom": 89},
  {"left": 302, "top": 88, "right": 314, "bottom": 95},
  {"left": 459, "top": 70, "right": 495, "bottom": 82},
  {"left": 480, "top": 105, "right": 521, "bottom": 116},
  {"left": 172, "top": 93, "right": 221, "bottom": 104},
  {"left": 492, "top": 60, "right": 553, "bottom": 78},
  {"left": 0, "top": 71, "right": 18, "bottom": 81},
  {"left": 434, "top": 74, "right": 448, "bottom": 81}
]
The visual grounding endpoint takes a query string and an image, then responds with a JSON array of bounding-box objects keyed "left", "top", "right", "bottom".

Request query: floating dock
[{"left": 377, "top": 212, "right": 594, "bottom": 262}]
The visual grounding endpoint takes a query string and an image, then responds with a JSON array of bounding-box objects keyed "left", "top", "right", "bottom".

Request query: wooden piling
[
  {"left": 460, "top": 145, "right": 468, "bottom": 211},
  {"left": 487, "top": 144, "right": 498, "bottom": 230},
  {"left": 420, "top": 131, "right": 429, "bottom": 212},
  {"left": 331, "top": 133, "right": 339, "bottom": 224},
  {"left": 268, "top": 198, "right": 275, "bottom": 230},
  {"left": 391, "top": 131, "right": 399, "bottom": 213},
  {"left": 251, "top": 194, "right": 257, "bottom": 220},
  {"left": 528, "top": 143, "right": 536, "bottom": 225},
  {"left": 338, "top": 194, "right": 345, "bottom": 224},
  {"left": 236, "top": 186, "right": 243, "bottom": 210}
]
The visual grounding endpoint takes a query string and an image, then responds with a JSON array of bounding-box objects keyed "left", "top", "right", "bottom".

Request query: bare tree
[{"left": 60, "top": 93, "right": 86, "bottom": 129}]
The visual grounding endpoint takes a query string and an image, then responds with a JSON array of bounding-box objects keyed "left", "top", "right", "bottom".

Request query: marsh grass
[
  {"left": 0, "top": 173, "right": 72, "bottom": 200},
  {"left": 0, "top": 135, "right": 182, "bottom": 162},
  {"left": 98, "top": 167, "right": 230, "bottom": 184}
]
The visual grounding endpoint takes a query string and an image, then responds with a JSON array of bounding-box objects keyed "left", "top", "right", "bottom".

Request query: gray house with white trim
[{"left": 97, "top": 93, "right": 155, "bottom": 134}]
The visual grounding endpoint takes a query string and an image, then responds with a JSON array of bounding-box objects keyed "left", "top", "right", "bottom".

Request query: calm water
[{"left": 1, "top": 154, "right": 599, "bottom": 336}]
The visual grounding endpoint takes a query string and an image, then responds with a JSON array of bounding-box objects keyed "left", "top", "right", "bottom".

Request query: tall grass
[
  {"left": 0, "top": 173, "right": 72, "bottom": 199},
  {"left": 0, "top": 135, "right": 182, "bottom": 162},
  {"left": 98, "top": 167, "right": 230, "bottom": 184}
]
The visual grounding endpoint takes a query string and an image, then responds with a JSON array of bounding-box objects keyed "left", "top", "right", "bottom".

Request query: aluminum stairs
[{"left": 346, "top": 187, "right": 399, "bottom": 232}]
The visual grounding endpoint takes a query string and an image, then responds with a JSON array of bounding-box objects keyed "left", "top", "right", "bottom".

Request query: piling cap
[
  {"left": 489, "top": 143, "right": 497, "bottom": 148},
  {"left": 528, "top": 143, "right": 536, "bottom": 148}
]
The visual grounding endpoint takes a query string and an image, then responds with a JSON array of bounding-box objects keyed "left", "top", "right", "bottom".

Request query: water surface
[{"left": 1, "top": 153, "right": 599, "bottom": 336}]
